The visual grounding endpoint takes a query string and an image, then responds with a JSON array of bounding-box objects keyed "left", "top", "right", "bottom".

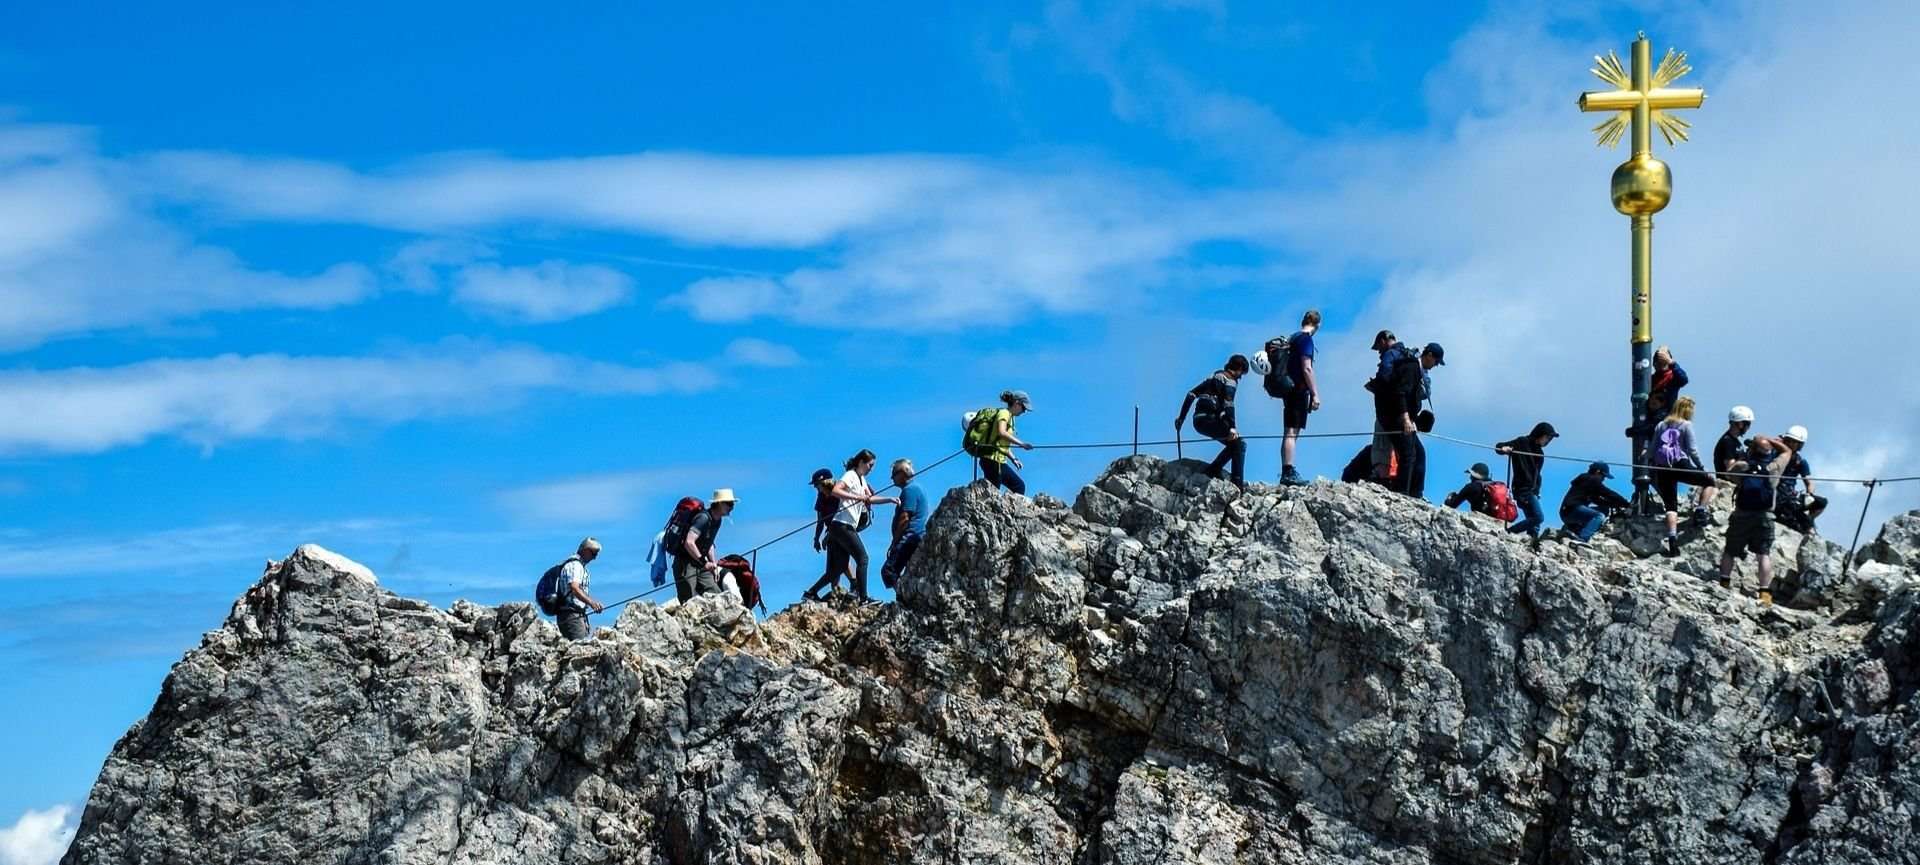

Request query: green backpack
[{"left": 961, "top": 408, "right": 1005, "bottom": 458}]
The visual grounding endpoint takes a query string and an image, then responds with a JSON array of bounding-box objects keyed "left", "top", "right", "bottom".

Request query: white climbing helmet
[
  {"left": 1247, "top": 348, "right": 1273, "bottom": 377},
  {"left": 1728, "top": 405, "right": 1755, "bottom": 424},
  {"left": 1783, "top": 425, "right": 1809, "bottom": 445}
]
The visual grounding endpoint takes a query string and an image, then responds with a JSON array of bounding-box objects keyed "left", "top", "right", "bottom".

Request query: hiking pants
[
  {"left": 1196, "top": 420, "right": 1245, "bottom": 485},
  {"left": 880, "top": 530, "right": 922, "bottom": 589},
  {"left": 822, "top": 521, "right": 870, "bottom": 600},
  {"left": 1564, "top": 505, "right": 1607, "bottom": 541},
  {"left": 556, "top": 608, "right": 591, "bottom": 641},
  {"left": 980, "top": 458, "right": 1026, "bottom": 495},
  {"left": 1372, "top": 422, "right": 1424, "bottom": 496},
  {"left": 1508, "top": 491, "right": 1545, "bottom": 537},
  {"left": 674, "top": 558, "right": 721, "bottom": 604}
]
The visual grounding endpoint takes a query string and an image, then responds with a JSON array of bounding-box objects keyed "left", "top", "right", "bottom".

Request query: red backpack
[
  {"left": 717, "top": 554, "right": 763, "bottom": 612},
  {"left": 1486, "top": 481, "right": 1518, "bottom": 522}
]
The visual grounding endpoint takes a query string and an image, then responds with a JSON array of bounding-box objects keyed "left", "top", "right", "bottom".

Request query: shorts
[
  {"left": 1651, "top": 465, "right": 1714, "bottom": 512},
  {"left": 1722, "top": 510, "right": 1774, "bottom": 560},
  {"left": 1282, "top": 390, "right": 1312, "bottom": 429}
]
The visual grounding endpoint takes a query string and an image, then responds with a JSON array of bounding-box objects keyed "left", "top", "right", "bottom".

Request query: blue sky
[{"left": 4, "top": 1, "right": 1919, "bottom": 855}]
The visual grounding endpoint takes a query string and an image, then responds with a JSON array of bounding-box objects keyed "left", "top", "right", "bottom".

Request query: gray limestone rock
[{"left": 62, "top": 461, "right": 1920, "bottom": 864}]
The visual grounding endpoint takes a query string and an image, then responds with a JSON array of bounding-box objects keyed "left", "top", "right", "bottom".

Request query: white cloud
[
  {"left": 451, "top": 260, "right": 633, "bottom": 322},
  {"left": 0, "top": 518, "right": 411, "bottom": 579},
  {"left": 723, "top": 337, "right": 802, "bottom": 368},
  {"left": 0, "top": 805, "right": 75, "bottom": 865},
  {"left": 495, "top": 464, "right": 759, "bottom": 525},
  {"left": 0, "top": 123, "right": 377, "bottom": 349},
  {"left": 0, "top": 345, "right": 718, "bottom": 454}
]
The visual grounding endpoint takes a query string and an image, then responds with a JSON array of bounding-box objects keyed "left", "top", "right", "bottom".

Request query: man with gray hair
[
  {"left": 557, "top": 537, "right": 604, "bottom": 641},
  {"left": 880, "top": 458, "right": 929, "bottom": 590}
]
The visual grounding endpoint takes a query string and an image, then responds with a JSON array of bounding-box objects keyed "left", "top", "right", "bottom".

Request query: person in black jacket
[
  {"left": 1176, "top": 354, "right": 1250, "bottom": 487},
  {"left": 1366, "top": 334, "right": 1443, "bottom": 497},
  {"left": 1495, "top": 421, "right": 1558, "bottom": 539},
  {"left": 1558, "top": 462, "right": 1632, "bottom": 543},
  {"left": 1444, "top": 463, "right": 1496, "bottom": 516}
]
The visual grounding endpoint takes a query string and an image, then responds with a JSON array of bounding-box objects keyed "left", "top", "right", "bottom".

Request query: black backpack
[
  {"left": 1261, "top": 336, "right": 1296, "bottom": 398},
  {"left": 1735, "top": 449, "right": 1779, "bottom": 511},
  {"left": 534, "top": 557, "right": 577, "bottom": 616}
]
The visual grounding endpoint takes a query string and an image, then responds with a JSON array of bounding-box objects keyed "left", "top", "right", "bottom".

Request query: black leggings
[
  {"left": 1195, "top": 420, "right": 1245, "bottom": 483},
  {"left": 810, "top": 521, "right": 869, "bottom": 599}
]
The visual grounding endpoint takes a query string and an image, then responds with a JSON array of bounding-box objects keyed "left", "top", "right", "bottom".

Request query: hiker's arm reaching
[
  {"left": 1174, "top": 391, "right": 1196, "bottom": 428},
  {"left": 996, "top": 416, "right": 1031, "bottom": 450},
  {"left": 567, "top": 573, "right": 602, "bottom": 614}
]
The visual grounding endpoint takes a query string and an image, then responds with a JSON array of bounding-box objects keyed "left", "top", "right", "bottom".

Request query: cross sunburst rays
[{"left": 1588, "top": 47, "right": 1696, "bottom": 148}]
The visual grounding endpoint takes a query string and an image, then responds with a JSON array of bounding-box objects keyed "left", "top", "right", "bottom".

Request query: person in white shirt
[
  {"left": 558, "top": 537, "right": 604, "bottom": 641},
  {"left": 804, "top": 448, "right": 897, "bottom": 603}
]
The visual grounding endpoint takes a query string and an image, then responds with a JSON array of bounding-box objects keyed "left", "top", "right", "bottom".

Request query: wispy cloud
[
  {"left": 0, "top": 123, "right": 375, "bottom": 349},
  {"left": 0, "top": 344, "right": 719, "bottom": 454},
  {"left": 723, "top": 337, "right": 803, "bottom": 368},
  {"left": 450, "top": 260, "right": 633, "bottom": 322},
  {"left": 0, "top": 805, "right": 74, "bottom": 865}
]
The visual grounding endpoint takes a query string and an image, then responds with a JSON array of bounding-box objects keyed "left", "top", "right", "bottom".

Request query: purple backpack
[{"left": 1654, "top": 424, "right": 1687, "bottom": 468}]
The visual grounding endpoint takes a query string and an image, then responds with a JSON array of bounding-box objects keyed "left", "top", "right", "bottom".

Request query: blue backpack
[
  {"left": 1735, "top": 449, "right": 1778, "bottom": 511},
  {"left": 534, "top": 557, "right": 577, "bottom": 616}
]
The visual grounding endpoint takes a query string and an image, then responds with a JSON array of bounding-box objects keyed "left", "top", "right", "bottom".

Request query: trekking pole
[
  {"left": 1133, "top": 406, "right": 1140, "bottom": 456},
  {"left": 1841, "top": 479, "right": 1879, "bottom": 578},
  {"left": 1176, "top": 426, "right": 1183, "bottom": 459}
]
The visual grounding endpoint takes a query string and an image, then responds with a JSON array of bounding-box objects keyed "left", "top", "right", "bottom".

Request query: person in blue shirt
[
  {"left": 1280, "top": 309, "right": 1322, "bottom": 486},
  {"left": 880, "top": 458, "right": 930, "bottom": 590}
]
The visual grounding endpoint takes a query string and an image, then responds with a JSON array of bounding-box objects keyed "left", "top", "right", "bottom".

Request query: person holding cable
[
  {"left": 1176, "top": 354, "right": 1249, "bottom": 488},
  {"left": 673, "top": 489, "right": 737, "bottom": 603},
  {"left": 964, "top": 390, "right": 1036, "bottom": 495},
  {"left": 804, "top": 449, "right": 898, "bottom": 604}
]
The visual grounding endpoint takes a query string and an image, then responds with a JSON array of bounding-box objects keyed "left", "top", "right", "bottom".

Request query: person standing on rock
[
  {"left": 804, "top": 449, "right": 897, "bottom": 604},
  {"left": 972, "top": 390, "right": 1035, "bottom": 495},
  {"left": 807, "top": 467, "right": 854, "bottom": 596},
  {"left": 880, "top": 458, "right": 929, "bottom": 590},
  {"left": 1495, "top": 421, "right": 1557, "bottom": 540},
  {"left": 1719, "top": 435, "right": 1793, "bottom": 606},
  {"left": 557, "top": 538, "right": 605, "bottom": 641},
  {"left": 1366, "top": 332, "right": 1441, "bottom": 497},
  {"left": 1715, "top": 406, "right": 1754, "bottom": 482},
  {"left": 674, "top": 490, "right": 737, "bottom": 603},
  {"left": 1277, "top": 309, "right": 1321, "bottom": 487},
  {"left": 1175, "top": 354, "right": 1249, "bottom": 488},
  {"left": 1557, "top": 462, "right": 1632, "bottom": 544},
  {"left": 1648, "top": 396, "right": 1719, "bottom": 556}
]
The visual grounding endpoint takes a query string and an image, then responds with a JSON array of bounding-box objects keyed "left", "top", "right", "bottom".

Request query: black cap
[
  {"left": 1467, "top": 462, "right": 1491, "bottom": 481},
  {"left": 1589, "top": 461, "right": 1612, "bottom": 478},
  {"left": 1423, "top": 342, "right": 1446, "bottom": 365},
  {"left": 1530, "top": 421, "right": 1559, "bottom": 439},
  {"left": 809, "top": 468, "right": 833, "bottom": 485}
]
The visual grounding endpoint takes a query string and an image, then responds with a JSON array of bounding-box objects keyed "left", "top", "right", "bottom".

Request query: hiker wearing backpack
[
  {"left": 804, "top": 449, "right": 898, "bottom": 603},
  {"left": 1772, "top": 426, "right": 1829, "bottom": 534},
  {"left": 1648, "top": 396, "right": 1720, "bottom": 556},
  {"left": 1629, "top": 346, "right": 1690, "bottom": 472},
  {"left": 534, "top": 538, "right": 604, "bottom": 641},
  {"left": 1366, "top": 332, "right": 1442, "bottom": 497},
  {"left": 670, "top": 489, "right": 737, "bottom": 603},
  {"left": 807, "top": 468, "right": 854, "bottom": 596},
  {"left": 1495, "top": 422, "right": 1558, "bottom": 539},
  {"left": 1175, "top": 354, "right": 1250, "bottom": 487},
  {"left": 1720, "top": 435, "right": 1793, "bottom": 606},
  {"left": 1443, "top": 463, "right": 1505, "bottom": 518},
  {"left": 880, "top": 458, "right": 928, "bottom": 590},
  {"left": 1558, "top": 462, "right": 1632, "bottom": 544},
  {"left": 1261, "top": 310, "right": 1321, "bottom": 486},
  {"left": 964, "top": 390, "right": 1035, "bottom": 495}
]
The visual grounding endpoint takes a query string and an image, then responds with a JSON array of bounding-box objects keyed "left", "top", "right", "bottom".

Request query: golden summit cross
[{"left": 1576, "top": 32, "right": 1704, "bottom": 503}]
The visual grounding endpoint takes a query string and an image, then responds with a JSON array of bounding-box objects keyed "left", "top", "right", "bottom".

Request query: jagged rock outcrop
[{"left": 62, "top": 458, "right": 1920, "bottom": 864}]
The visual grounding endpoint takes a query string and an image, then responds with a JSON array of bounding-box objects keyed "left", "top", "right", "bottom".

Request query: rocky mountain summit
[{"left": 63, "top": 457, "right": 1920, "bottom": 864}]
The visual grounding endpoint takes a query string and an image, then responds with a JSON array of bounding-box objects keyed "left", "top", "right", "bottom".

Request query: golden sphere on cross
[{"left": 1610, "top": 153, "right": 1671, "bottom": 215}]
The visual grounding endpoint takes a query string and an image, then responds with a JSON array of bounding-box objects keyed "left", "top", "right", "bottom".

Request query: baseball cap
[
  {"left": 1007, "top": 390, "right": 1033, "bottom": 410},
  {"left": 808, "top": 468, "right": 833, "bottom": 486},
  {"left": 1467, "top": 462, "right": 1491, "bottom": 481},
  {"left": 1423, "top": 342, "right": 1446, "bottom": 365},
  {"left": 1588, "top": 461, "right": 1613, "bottom": 478}
]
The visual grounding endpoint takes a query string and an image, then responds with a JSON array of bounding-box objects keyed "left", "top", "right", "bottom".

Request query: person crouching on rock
[
  {"left": 1175, "top": 354, "right": 1249, "bottom": 488},
  {"left": 558, "top": 538, "right": 605, "bottom": 641},
  {"left": 1557, "top": 462, "right": 1632, "bottom": 545},
  {"left": 1444, "top": 463, "right": 1496, "bottom": 517}
]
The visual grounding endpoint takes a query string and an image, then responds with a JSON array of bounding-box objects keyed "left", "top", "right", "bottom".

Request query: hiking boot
[
  {"left": 801, "top": 589, "right": 822, "bottom": 603},
  {"left": 1692, "top": 506, "right": 1714, "bottom": 526},
  {"left": 1661, "top": 535, "right": 1680, "bottom": 557},
  {"left": 1280, "top": 467, "right": 1308, "bottom": 487},
  {"left": 1757, "top": 590, "right": 1773, "bottom": 607}
]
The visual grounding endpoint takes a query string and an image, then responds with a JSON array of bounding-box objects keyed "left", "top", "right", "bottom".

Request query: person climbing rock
[
  {"left": 965, "top": 390, "right": 1035, "bottom": 495},
  {"left": 1495, "top": 421, "right": 1557, "bottom": 540},
  {"left": 1176, "top": 354, "right": 1249, "bottom": 487},
  {"left": 805, "top": 449, "right": 896, "bottom": 604},
  {"left": 1558, "top": 462, "right": 1632, "bottom": 544},
  {"left": 1772, "top": 425, "right": 1828, "bottom": 534},
  {"left": 1444, "top": 463, "right": 1497, "bottom": 516}
]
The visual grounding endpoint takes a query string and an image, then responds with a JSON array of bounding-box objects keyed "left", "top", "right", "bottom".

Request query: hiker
[
  {"left": 1495, "top": 422, "right": 1558, "bottom": 539},
  {"left": 880, "top": 458, "right": 929, "bottom": 589},
  {"left": 1715, "top": 405, "right": 1755, "bottom": 480},
  {"left": 645, "top": 529, "right": 669, "bottom": 589},
  {"left": 1630, "top": 345, "right": 1690, "bottom": 463},
  {"left": 1772, "top": 425, "right": 1829, "bottom": 534},
  {"left": 805, "top": 449, "right": 898, "bottom": 603},
  {"left": 544, "top": 538, "right": 604, "bottom": 641},
  {"left": 1262, "top": 309, "right": 1321, "bottom": 486},
  {"left": 1558, "top": 462, "right": 1632, "bottom": 544},
  {"left": 1719, "top": 435, "right": 1794, "bottom": 606},
  {"left": 965, "top": 390, "right": 1035, "bottom": 495},
  {"left": 1366, "top": 332, "right": 1442, "bottom": 497},
  {"left": 807, "top": 468, "right": 853, "bottom": 596},
  {"left": 1443, "top": 463, "right": 1497, "bottom": 516},
  {"left": 1175, "top": 354, "right": 1249, "bottom": 487},
  {"left": 673, "top": 489, "right": 737, "bottom": 603},
  {"left": 1648, "top": 396, "right": 1720, "bottom": 555}
]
